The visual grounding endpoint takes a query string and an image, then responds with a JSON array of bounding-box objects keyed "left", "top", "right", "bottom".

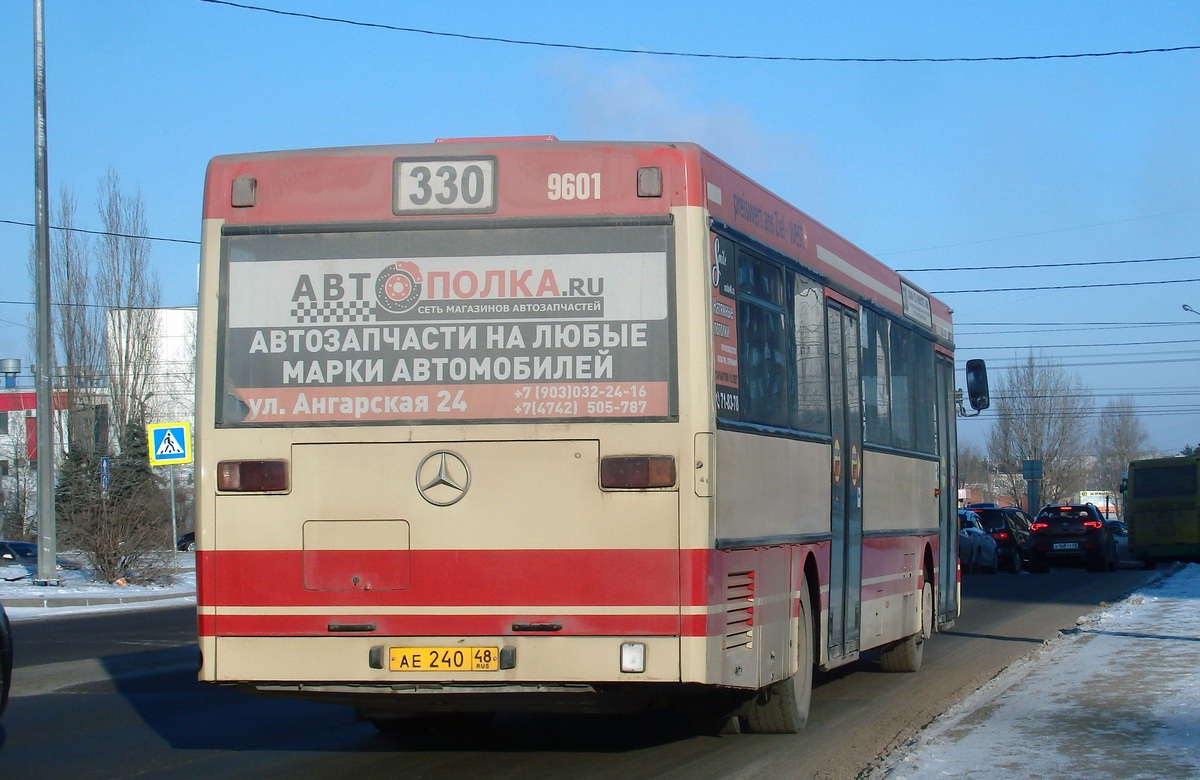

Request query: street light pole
[{"left": 33, "top": 0, "right": 60, "bottom": 586}]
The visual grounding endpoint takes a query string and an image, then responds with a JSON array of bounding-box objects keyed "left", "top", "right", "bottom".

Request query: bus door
[
  {"left": 934, "top": 354, "right": 959, "bottom": 625},
  {"left": 826, "top": 302, "right": 862, "bottom": 661}
]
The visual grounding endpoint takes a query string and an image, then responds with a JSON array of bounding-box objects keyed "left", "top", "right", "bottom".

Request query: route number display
[{"left": 394, "top": 158, "right": 496, "bottom": 214}]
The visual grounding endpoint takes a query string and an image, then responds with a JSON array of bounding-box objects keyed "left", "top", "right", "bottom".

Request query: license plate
[
  {"left": 1053, "top": 542, "right": 1079, "bottom": 551},
  {"left": 389, "top": 646, "right": 500, "bottom": 672}
]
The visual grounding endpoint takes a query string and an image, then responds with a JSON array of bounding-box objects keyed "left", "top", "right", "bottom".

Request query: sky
[{"left": 1, "top": 1, "right": 1198, "bottom": 455}]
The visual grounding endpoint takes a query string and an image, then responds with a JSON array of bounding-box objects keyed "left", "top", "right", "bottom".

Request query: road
[{"left": 0, "top": 565, "right": 1162, "bottom": 779}]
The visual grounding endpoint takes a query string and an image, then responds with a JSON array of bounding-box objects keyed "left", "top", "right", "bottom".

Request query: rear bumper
[{"left": 203, "top": 635, "right": 682, "bottom": 687}]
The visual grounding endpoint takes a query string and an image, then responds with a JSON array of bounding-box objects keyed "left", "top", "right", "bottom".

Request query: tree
[
  {"left": 1182, "top": 444, "right": 1200, "bottom": 457},
  {"left": 95, "top": 168, "right": 161, "bottom": 439},
  {"left": 958, "top": 439, "right": 990, "bottom": 492},
  {"left": 1091, "top": 396, "right": 1150, "bottom": 499},
  {"left": 26, "top": 171, "right": 171, "bottom": 581},
  {"left": 986, "top": 352, "right": 1094, "bottom": 507},
  {"left": 49, "top": 187, "right": 107, "bottom": 456},
  {"left": 58, "top": 422, "right": 171, "bottom": 583}
]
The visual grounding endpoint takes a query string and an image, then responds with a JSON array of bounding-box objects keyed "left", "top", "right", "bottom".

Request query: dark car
[
  {"left": 968, "top": 505, "right": 1032, "bottom": 574},
  {"left": 0, "top": 541, "right": 38, "bottom": 564},
  {"left": 1, "top": 599, "right": 12, "bottom": 717},
  {"left": 1027, "top": 503, "right": 1118, "bottom": 573},
  {"left": 177, "top": 532, "right": 196, "bottom": 552}
]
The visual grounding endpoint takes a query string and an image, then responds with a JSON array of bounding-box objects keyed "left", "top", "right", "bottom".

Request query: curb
[{"left": 3, "top": 591, "right": 196, "bottom": 608}]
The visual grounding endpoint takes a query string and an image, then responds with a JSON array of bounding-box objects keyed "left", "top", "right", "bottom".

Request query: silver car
[{"left": 958, "top": 509, "right": 999, "bottom": 574}]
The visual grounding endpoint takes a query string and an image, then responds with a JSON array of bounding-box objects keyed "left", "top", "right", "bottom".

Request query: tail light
[
  {"left": 1030, "top": 521, "right": 1049, "bottom": 531},
  {"left": 992, "top": 531, "right": 1010, "bottom": 542},
  {"left": 600, "top": 456, "right": 676, "bottom": 489},
  {"left": 217, "top": 460, "right": 289, "bottom": 492},
  {"left": 1083, "top": 520, "right": 1104, "bottom": 530}
]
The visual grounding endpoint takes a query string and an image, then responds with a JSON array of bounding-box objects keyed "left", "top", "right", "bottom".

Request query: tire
[
  {"left": 743, "top": 583, "right": 813, "bottom": 734},
  {"left": 185, "top": 541, "right": 196, "bottom": 553},
  {"left": 1009, "top": 551, "right": 1022, "bottom": 574},
  {"left": 0, "top": 601, "right": 12, "bottom": 718},
  {"left": 987, "top": 551, "right": 999, "bottom": 574},
  {"left": 881, "top": 579, "right": 933, "bottom": 673}
]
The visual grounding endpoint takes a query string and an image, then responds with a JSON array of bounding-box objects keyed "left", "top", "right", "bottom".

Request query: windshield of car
[
  {"left": 2, "top": 542, "right": 36, "bottom": 559},
  {"left": 972, "top": 508, "right": 1007, "bottom": 531},
  {"left": 1037, "top": 506, "right": 1096, "bottom": 522}
]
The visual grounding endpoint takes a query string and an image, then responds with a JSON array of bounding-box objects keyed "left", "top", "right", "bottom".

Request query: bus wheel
[
  {"left": 881, "top": 580, "right": 932, "bottom": 673},
  {"left": 743, "top": 585, "right": 813, "bottom": 734}
]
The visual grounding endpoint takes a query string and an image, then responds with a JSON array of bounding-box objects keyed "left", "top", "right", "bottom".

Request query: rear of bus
[
  {"left": 195, "top": 139, "right": 712, "bottom": 720},
  {"left": 1126, "top": 455, "right": 1200, "bottom": 566}
]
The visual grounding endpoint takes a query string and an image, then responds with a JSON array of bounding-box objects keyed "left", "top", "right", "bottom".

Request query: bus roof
[{"left": 204, "top": 138, "right": 952, "bottom": 342}]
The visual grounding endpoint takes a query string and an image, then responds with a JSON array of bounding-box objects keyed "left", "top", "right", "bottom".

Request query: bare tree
[
  {"left": 986, "top": 352, "right": 1094, "bottom": 507},
  {"left": 95, "top": 169, "right": 161, "bottom": 439},
  {"left": 1092, "top": 396, "right": 1150, "bottom": 498},
  {"left": 957, "top": 439, "right": 990, "bottom": 492},
  {"left": 50, "top": 187, "right": 107, "bottom": 455}
]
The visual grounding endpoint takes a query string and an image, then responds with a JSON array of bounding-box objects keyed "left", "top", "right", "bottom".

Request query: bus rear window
[
  {"left": 217, "top": 223, "right": 675, "bottom": 426},
  {"left": 1132, "top": 465, "right": 1198, "bottom": 500}
]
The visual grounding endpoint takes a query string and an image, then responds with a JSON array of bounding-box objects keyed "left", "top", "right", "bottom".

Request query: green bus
[{"left": 1123, "top": 455, "right": 1200, "bottom": 568}]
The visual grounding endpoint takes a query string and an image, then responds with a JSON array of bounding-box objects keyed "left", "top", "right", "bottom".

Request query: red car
[{"left": 1026, "top": 504, "right": 1118, "bottom": 573}]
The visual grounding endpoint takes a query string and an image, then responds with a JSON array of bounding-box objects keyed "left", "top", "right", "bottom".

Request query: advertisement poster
[
  {"left": 710, "top": 232, "right": 740, "bottom": 419},
  {"left": 219, "top": 225, "right": 674, "bottom": 425}
]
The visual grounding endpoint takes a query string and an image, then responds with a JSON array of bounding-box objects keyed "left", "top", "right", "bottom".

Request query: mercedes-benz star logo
[{"left": 415, "top": 450, "right": 471, "bottom": 506}]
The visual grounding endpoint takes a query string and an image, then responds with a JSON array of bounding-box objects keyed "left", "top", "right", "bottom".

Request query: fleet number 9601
[{"left": 548, "top": 172, "right": 601, "bottom": 201}]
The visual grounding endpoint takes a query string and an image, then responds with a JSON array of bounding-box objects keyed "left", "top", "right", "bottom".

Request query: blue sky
[{"left": 1, "top": 1, "right": 1198, "bottom": 453}]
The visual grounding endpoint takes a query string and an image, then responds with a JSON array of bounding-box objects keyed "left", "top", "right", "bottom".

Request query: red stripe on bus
[{"left": 200, "top": 548, "right": 689, "bottom": 608}]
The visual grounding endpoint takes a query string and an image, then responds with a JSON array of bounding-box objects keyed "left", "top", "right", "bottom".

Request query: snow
[
  {"left": 0, "top": 553, "right": 196, "bottom": 622},
  {"left": 875, "top": 563, "right": 1200, "bottom": 779}
]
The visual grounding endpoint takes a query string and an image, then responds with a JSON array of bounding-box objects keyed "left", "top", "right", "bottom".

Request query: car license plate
[
  {"left": 389, "top": 646, "right": 500, "bottom": 672},
  {"left": 1053, "top": 542, "right": 1079, "bottom": 551}
]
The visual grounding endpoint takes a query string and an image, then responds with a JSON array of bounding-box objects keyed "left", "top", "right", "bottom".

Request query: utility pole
[{"left": 33, "top": 0, "right": 60, "bottom": 586}]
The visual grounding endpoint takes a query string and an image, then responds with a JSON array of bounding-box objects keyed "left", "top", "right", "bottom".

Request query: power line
[
  {"left": 965, "top": 338, "right": 1200, "bottom": 351},
  {"left": 196, "top": 0, "right": 1200, "bottom": 64},
  {"left": 0, "top": 218, "right": 200, "bottom": 247},
  {"left": 899, "top": 253, "right": 1199, "bottom": 273},
  {"left": 879, "top": 208, "right": 1196, "bottom": 256},
  {"left": 963, "top": 356, "right": 1199, "bottom": 369},
  {"left": 0, "top": 299, "right": 192, "bottom": 311},
  {"left": 934, "top": 277, "right": 1200, "bottom": 294}
]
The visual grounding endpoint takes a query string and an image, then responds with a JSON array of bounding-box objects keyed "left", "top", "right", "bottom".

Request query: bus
[
  {"left": 195, "top": 137, "right": 987, "bottom": 733},
  {"left": 1124, "top": 455, "right": 1200, "bottom": 568}
]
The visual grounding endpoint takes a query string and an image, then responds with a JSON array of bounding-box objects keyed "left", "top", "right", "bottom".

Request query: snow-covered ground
[
  {"left": 875, "top": 563, "right": 1200, "bottom": 779},
  {"left": 0, "top": 553, "right": 196, "bottom": 622}
]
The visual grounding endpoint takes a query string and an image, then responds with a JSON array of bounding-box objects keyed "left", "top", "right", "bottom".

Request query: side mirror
[{"left": 965, "top": 359, "right": 990, "bottom": 411}]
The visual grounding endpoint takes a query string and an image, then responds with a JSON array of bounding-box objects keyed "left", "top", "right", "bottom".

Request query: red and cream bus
[{"left": 195, "top": 137, "right": 987, "bottom": 733}]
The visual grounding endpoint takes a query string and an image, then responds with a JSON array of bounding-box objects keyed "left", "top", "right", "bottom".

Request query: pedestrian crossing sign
[{"left": 147, "top": 421, "right": 193, "bottom": 466}]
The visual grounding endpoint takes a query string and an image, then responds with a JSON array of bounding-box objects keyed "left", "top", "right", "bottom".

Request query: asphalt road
[{"left": 0, "top": 564, "right": 1164, "bottom": 779}]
